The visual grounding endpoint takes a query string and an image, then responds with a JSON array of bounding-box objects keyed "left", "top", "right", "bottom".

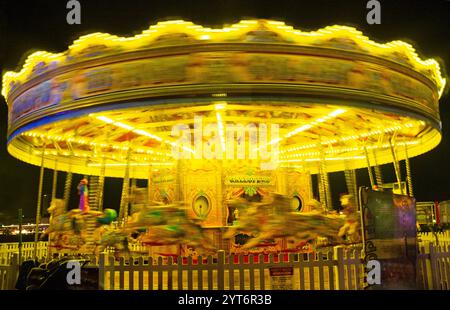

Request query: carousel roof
[{"left": 1, "top": 20, "right": 446, "bottom": 178}]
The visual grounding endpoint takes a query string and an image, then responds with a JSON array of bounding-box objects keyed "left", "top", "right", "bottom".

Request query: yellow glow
[
  {"left": 285, "top": 109, "right": 346, "bottom": 138},
  {"left": 280, "top": 140, "right": 420, "bottom": 159},
  {"left": 2, "top": 20, "right": 445, "bottom": 100},
  {"left": 281, "top": 121, "right": 417, "bottom": 154},
  {"left": 216, "top": 112, "right": 226, "bottom": 152},
  {"left": 87, "top": 162, "right": 174, "bottom": 167},
  {"left": 280, "top": 155, "right": 366, "bottom": 163}
]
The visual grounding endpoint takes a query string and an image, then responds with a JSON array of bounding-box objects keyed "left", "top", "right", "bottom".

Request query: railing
[
  {"left": 1, "top": 240, "right": 450, "bottom": 290},
  {"left": 0, "top": 242, "right": 48, "bottom": 264},
  {"left": 98, "top": 247, "right": 364, "bottom": 290}
]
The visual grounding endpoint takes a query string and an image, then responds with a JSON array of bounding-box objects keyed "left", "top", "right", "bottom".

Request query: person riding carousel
[{"left": 338, "top": 194, "right": 361, "bottom": 243}]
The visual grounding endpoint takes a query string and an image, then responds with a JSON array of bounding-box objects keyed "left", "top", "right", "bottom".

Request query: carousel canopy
[{"left": 1, "top": 20, "right": 446, "bottom": 178}]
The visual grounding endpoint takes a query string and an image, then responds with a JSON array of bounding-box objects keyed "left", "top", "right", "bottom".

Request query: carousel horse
[
  {"left": 93, "top": 225, "right": 131, "bottom": 258},
  {"left": 224, "top": 194, "right": 349, "bottom": 250},
  {"left": 125, "top": 203, "right": 216, "bottom": 254}
]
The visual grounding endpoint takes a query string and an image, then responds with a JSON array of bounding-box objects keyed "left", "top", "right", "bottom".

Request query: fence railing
[
  {"left": 417, "top": 244, "right": 450, "bottom": 290},
  {"left": 97, "top": 247, "right": 364, "bottom": 290},
  {"left": 0, "top": 242, "right": 48, "bottom": 264},
  {"left": 418, "top": 231, "right": 450, "bottom": 248},
  {"left": 1, "top": 241, "right": 450, "bottom": 290}
]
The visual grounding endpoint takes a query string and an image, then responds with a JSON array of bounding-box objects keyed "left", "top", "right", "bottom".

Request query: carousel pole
[
  {"left": 63, "top": 162, "right": 73, "bottom": 212},
  {"left": 318, "top": 143, "right": 331, "bottom": 211},
  {"left": 404, "top": 143, "right": 414, "bottom": 197},
  {"left": 344, "top": 161, "right": 358, "bottom": 205},
  {"left": 317, "top": 163, "right": 325, "bottom": 211},
  {"left": 34, "top": 145, "right": 46, "bottom": 259},
  {"left": 48, "top": 160, "right": 58, "bottom": 258},
  {"left": 97, "top": 157, "right": 106, "bottom": 211},
  {"left": 363, "top": 145, "right": 375, "bottom": 189},
  {"left": 119, "top": 146, "right": 132, "bottom": 225},
  {"left": 372, "top": 149, "right": 384, "bottom": 188},
  {"left": 389, "top": 136, "right": 404, "bottom": 195},
  {"left": 51, "top": 160, "right": 58, "bottom": 201}
]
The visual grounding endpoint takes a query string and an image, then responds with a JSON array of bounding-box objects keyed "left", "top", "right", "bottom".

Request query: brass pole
[
  {"left": 389, "top": 138, "right": 404, "bottom": 195},
  {"left": 34, "top": 145, "right": 45, "bottom": 259},
  {"left": 404, "top": 144, "right": 414, "bottom": 197},
  {"left": 97, "top": 157, "right": 106, "bottom": 211},
  {"left": 119, "top": 147, "right": 132, "bottom": 225},
  {"left": 372, "top": 149, "right": 383, "bottom": 187},
  {"left": 363, "top": 145, "right": 375, "bottom": 188},
  {"left": 51, "top": 161, "right": 58, "bottom": 201}
]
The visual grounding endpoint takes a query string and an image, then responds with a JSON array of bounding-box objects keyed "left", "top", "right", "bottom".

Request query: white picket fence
[
  {"left": 1, "top": 237, "right": 450, "bottom": 290},
  {"left": 97, "top": 247, "right": 364, "bottom": 290},
  {"left": 418, "top": 231, "right": 450, "bottom": 247},
  {"left": 0, "top": 242, "right": 48, "bottom": 264},
  {"left": 417, "top": 244, "right": 450, "bottom": 290}
]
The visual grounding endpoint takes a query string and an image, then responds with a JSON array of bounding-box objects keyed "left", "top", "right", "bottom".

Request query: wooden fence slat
[
  {"left": 299, "top": 253, "right": 305, "bottom": 290},
  {"left": 318, "top": 254, "right": 325, "bottom": 290},
  {"left": 336, "top": 247, "right": 345, "bottom": 290},
  {"left": 229, "top": 255, "right": 235, "bottom": 290},
  {"left": 308, "top": 253, "right": 315, "bottom": 290},
  {"left": 207, "top": 255, "right": 213, "bottom": 290},
  {"left": 119, "top": 257, "right": 125, "bottom": 290},
  {"left": 198, "top": 256, "right": 203, "bottom": 290},
  {"left": 177, "top": 257, "right": 183, "bottom": 290},
  {"left": 239, "top": 254, "right": 245, "bottom": 290},
  {"left": 430, "top": 244, "right": 439, "bottom": 289},
  {"left": 347, "top": 250, "right": 354, "bottom": 290},
  {"left": 249, "top": 255, "right": 255, "bottom": 290},
  {"left": 108, "top": 256, "right": 115, "bottom": 290},
  {"left": 327, "top": 250, "right": 335, "bottom": 290},
  {"left": 138, "top": 257, "right": 144, "bottom": 290},
  {"left": 167, "top": 256, "right": 173, "bottom": 290},
  {"left": 187, "top": 256, "right": 193, "bottom": 290},
  {"left": 148, "top": 257, "right": 154, "bottom": 290},
  {"left": 258, "top": 254, "right": 265, "bottom": 290},
  {"left": 157, "top": 257, "right": 163, "bottom": 290},
  {"left": 217, "top": 251, "right": 225, "bottom": 290}
]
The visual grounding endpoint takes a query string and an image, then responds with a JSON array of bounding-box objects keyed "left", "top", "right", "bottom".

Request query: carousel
[{"left": 2, "top": 20, "right": 446, "bottom": 258}]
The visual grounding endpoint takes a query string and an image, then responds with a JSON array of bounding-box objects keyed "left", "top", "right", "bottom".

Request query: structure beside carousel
[{"left": 2, "top": 19, "right": 446, "bottom": 259}]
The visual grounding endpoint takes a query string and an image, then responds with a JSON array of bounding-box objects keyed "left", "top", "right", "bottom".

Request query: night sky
[{"left": 0, "top": 0, "right": 449, "bottom": 223}]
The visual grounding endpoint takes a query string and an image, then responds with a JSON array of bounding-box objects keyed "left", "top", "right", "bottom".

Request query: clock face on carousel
[
  {"left": 291, "top": 196, "right": 303, "bottom": 212},
  {"left": 193, "top": 195, "right": 211, "bottom": 219}
]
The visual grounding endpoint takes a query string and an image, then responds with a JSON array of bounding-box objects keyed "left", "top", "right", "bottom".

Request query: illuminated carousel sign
[{"left": 225, "top": 175, "right": 273, "bottom": 186}]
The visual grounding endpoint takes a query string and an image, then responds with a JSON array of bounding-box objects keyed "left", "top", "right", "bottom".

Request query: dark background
[{"left": 0, "top": 0, "right": 449, "bottom": 224}]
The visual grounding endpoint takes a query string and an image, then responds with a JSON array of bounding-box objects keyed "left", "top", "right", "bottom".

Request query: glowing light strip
[
  {"left": 280, "top": 155, "right": 366, "bottom": 163},
  {"left": 280, "top": 140, "right": 420, "bottom": 159},
  {"left": 281, "top": 122, "right": 415, "bottom": 154},
  {"left": 94, "top": 115, "right": 195, "bottom": 154},
  {"left": 260, "top": 109, "right": 346, "bottom": 151},
  {"left": 87, "top": 162, "right": 174, "bottom": 167},
  {"left": 285, "top": 109, "right": 346, "bottom": 139},
  {"left": 22, "top": 131, "right": 170, "bottom": 157}
]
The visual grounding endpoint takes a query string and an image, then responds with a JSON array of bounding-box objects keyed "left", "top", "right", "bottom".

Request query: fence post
[
  {"left": 217, "top": 250, "right": 225, "bottom": 290},
  {"left": 8, "top": 253, "right": 19, "bottom": 290},
  {"left": 98, "top": 253, "right": 105, "bottom": 290},
  {"left": 335, "top": 246, "right": 345, "bottom": 290},
  {"left": 429, "top": 244, "right": 440, "bottom": 289}
]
